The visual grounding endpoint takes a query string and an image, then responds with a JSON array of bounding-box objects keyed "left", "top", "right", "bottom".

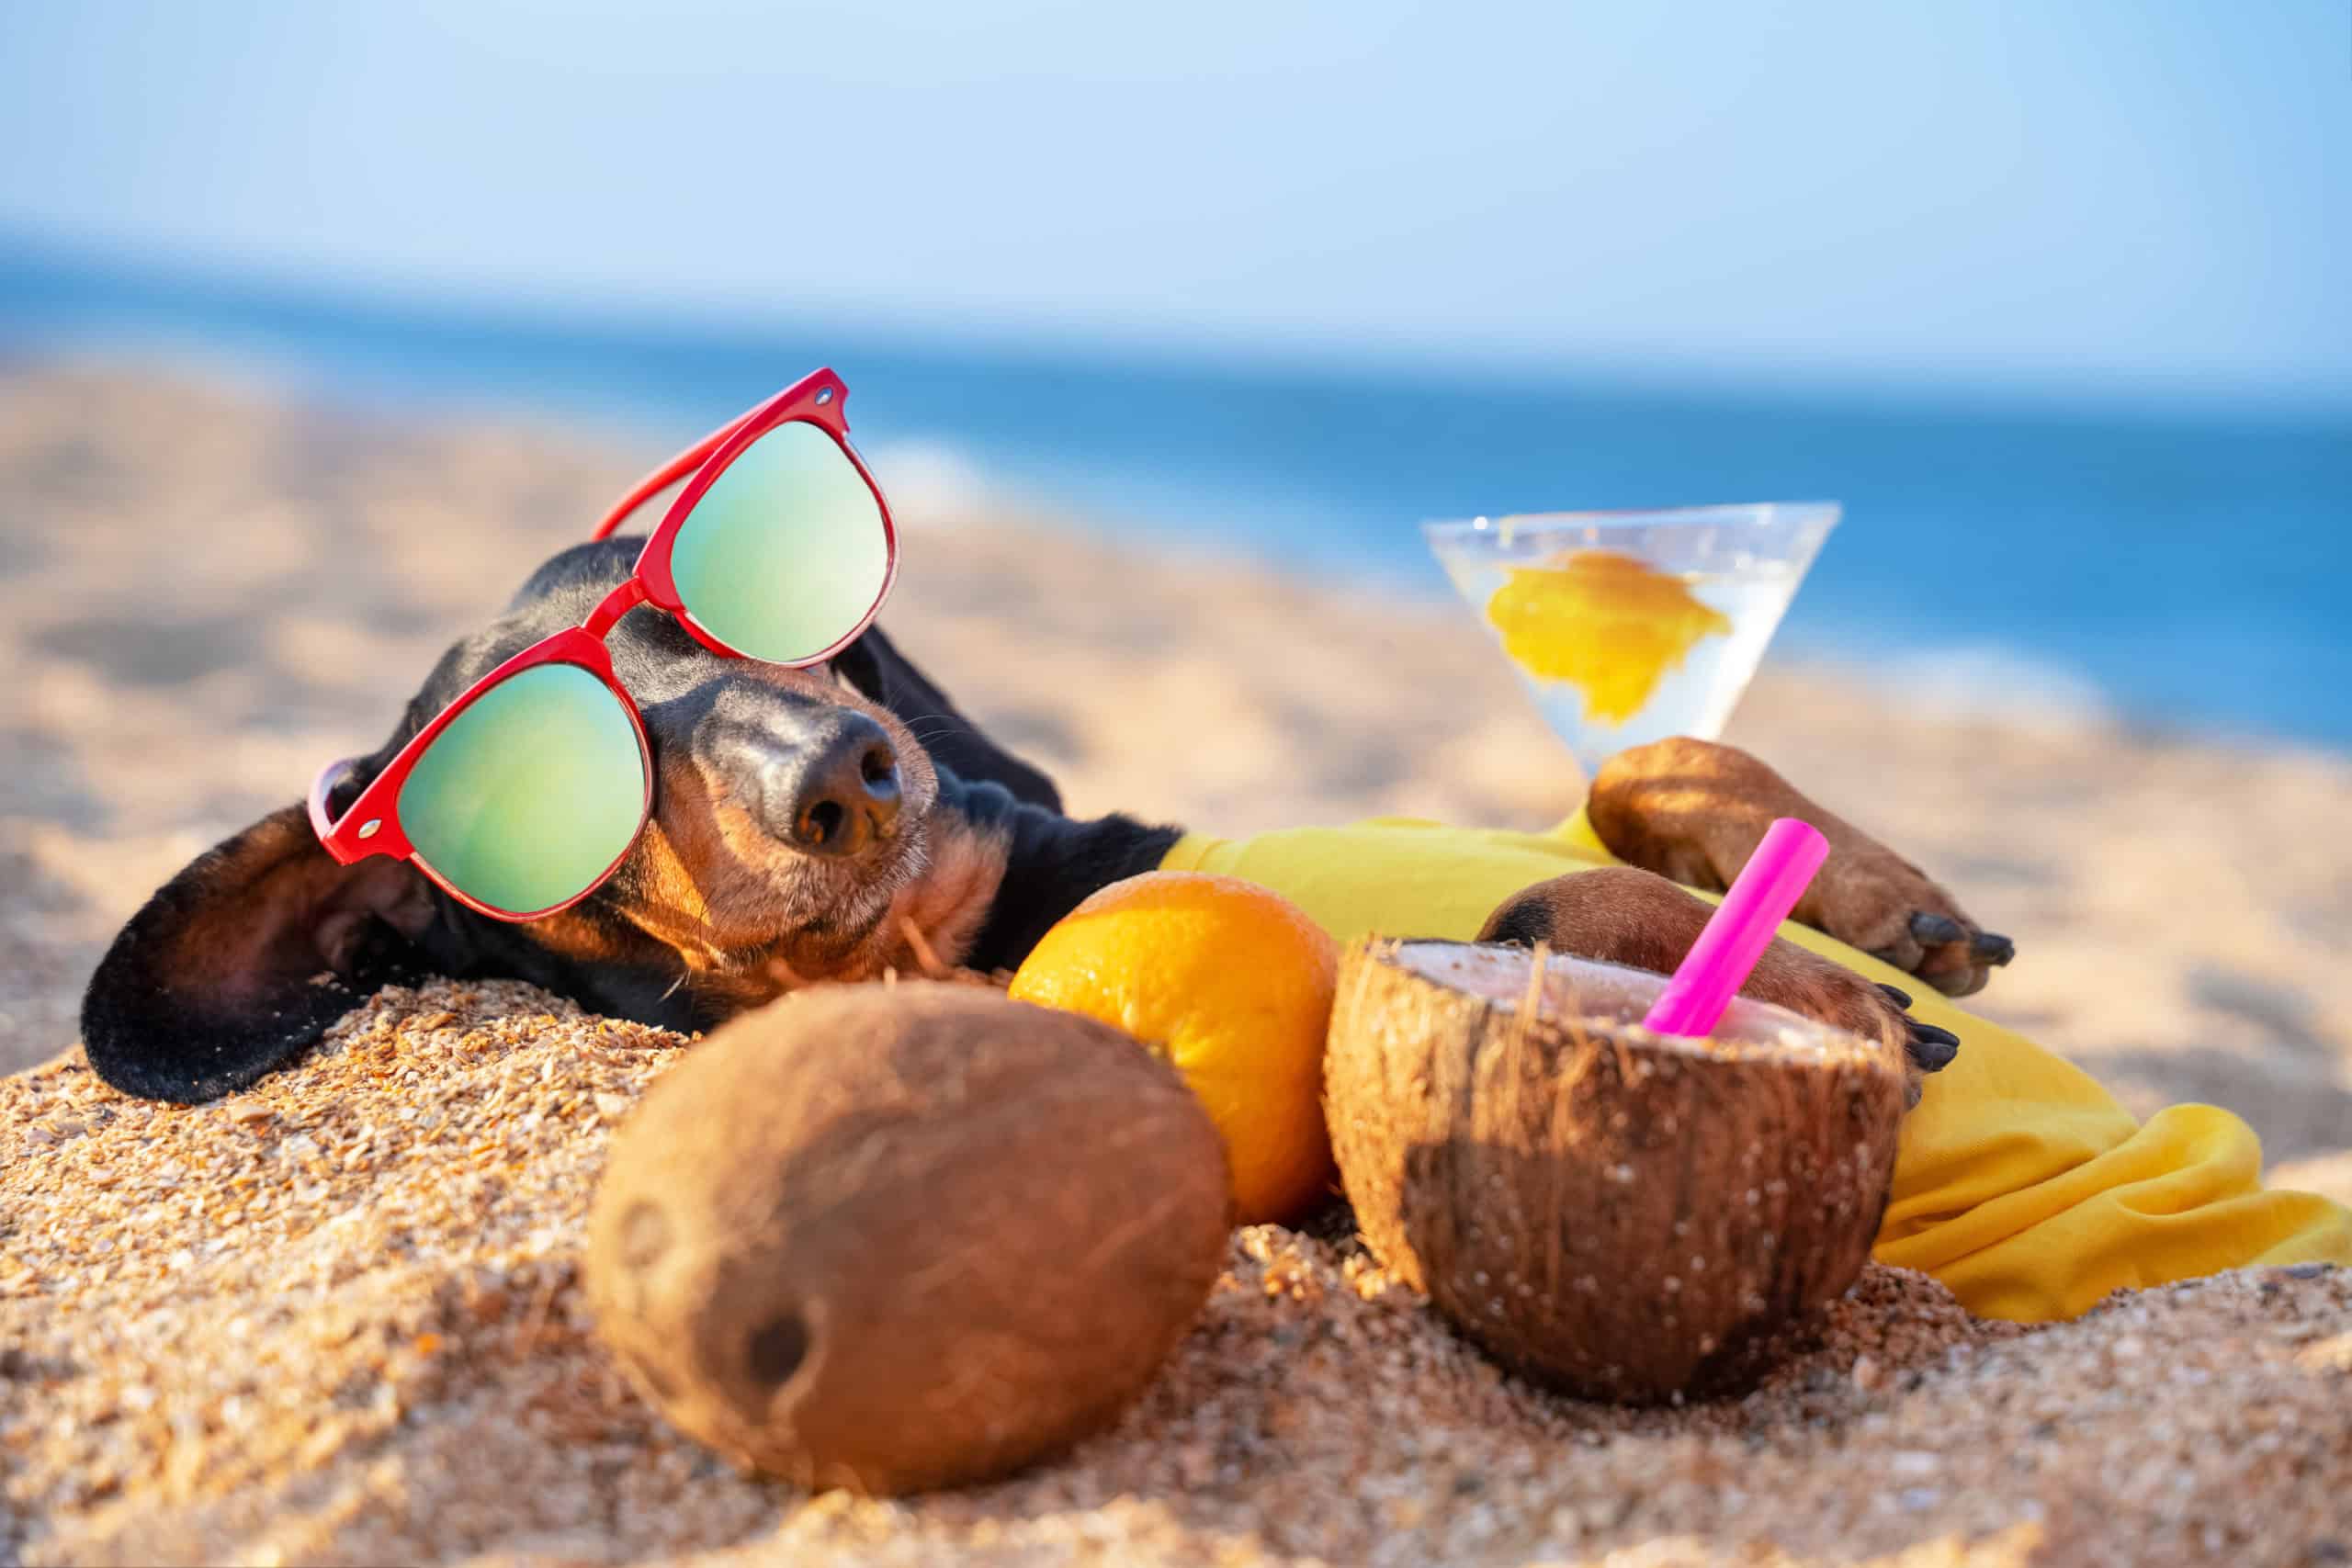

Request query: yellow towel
[{"left": 1162, "top": 810, "right": 2350, "bottom": 1321}]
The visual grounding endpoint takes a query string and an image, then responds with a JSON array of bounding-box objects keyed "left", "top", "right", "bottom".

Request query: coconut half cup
[{"left": 1325, "top": 938, "right": 1906, "bottom": 1404}]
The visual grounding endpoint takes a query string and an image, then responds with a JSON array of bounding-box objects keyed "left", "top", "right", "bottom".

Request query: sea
[{"left": 4, "top": 243, "right": 2346, "bottom": 752}]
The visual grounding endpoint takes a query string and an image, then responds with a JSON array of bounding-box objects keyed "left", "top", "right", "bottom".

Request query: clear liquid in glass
[{"left": 1425, "top": 505, "right": 1838, "bottom": 777}]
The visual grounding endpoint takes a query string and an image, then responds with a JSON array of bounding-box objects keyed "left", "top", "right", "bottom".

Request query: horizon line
[{"left": 4, "top": 220, "right": 2347, "bottom": 428}]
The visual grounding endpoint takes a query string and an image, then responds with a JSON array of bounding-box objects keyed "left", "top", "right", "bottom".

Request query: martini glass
[{"left": 1424, "top": 502, "right": 1838, "bottom": 778}]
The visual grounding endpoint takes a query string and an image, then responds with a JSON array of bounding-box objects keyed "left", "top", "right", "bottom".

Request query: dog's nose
[{"left": 775, "top": 715, "right": 901, "bottom": 857}]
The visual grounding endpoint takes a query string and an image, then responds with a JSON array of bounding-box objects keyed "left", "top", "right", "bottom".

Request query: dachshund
[{"left": 80, "top": 536, "right": 2001, "bottom": 1104}]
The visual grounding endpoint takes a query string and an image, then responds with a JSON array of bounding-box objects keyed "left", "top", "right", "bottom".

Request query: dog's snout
[{"left": 772, "top": 714, "right": 901, "bottom": 858}]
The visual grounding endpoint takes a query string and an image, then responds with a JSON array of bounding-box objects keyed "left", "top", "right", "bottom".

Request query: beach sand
[{"left": 3, "top": 365, "right": 2348, "bottom": 1564}]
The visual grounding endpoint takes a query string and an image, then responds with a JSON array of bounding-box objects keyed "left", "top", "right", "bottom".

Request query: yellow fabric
[{"left": 1161, "top": 811, "right": 2351, "bottom": 1322}]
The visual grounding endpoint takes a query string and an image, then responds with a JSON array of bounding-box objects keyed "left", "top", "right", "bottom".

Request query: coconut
[
  {"left": 1324, "top": 939, "right": 1905, "bottom": 1403},
  {"left": 586, "top": 981, "right": 1230, "bottom": 1495}
]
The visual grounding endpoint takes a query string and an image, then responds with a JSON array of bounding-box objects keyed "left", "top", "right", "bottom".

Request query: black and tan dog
[{"left": 82, "top": 536, "right": 2001, "bottom": 1104}]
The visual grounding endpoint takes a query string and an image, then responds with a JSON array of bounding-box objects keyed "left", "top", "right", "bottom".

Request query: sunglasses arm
[
  {"left": 590, "top": 408, "right": 762, "bottom": 542},
  {"left": 307, "top": 757, "right": 372, "bottom": 864}
]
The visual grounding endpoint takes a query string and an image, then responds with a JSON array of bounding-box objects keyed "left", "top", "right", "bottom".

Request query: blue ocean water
[{"left": 4, "top": 243, "right": 2346, "bottom": 750}]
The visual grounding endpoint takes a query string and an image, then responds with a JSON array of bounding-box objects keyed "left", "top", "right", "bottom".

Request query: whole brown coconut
[
  {"left": 586, "top": 981, "right": 1230, "bottom": 1495},
  {"left": 1325, "top": 939, "right": 1905, "bottom": 1403}
]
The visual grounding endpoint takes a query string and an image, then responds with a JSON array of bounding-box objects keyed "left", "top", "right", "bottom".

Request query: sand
[{"left": 3, "top": 363, "right": 2350, "bottom": 1564}]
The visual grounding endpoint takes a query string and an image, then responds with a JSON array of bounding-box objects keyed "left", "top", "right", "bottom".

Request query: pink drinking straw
[{"left": 1641, "top": 818, "right": 1830, "bottom": 1039}]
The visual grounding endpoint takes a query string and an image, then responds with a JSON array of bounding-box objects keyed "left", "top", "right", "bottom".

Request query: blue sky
[{"left": 2, "top": 1, "right": 2346, "bottom": 406}]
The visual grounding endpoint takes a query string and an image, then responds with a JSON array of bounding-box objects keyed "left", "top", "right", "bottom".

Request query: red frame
[{"left": 308, "top": 367, "right": 899, "bottom": 920}]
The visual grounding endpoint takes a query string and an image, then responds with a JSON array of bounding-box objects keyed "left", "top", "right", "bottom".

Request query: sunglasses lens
[
  {"left": 396, "top": 663, "right": 645, "bottom": 915},
  {"left": 668, "top": 419, "right": 891, "bottom": 662}
]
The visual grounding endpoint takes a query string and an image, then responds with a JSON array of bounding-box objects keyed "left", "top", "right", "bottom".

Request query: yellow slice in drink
[{"left": 1486, "top": 548, "right": 1734, "bottom": 725}]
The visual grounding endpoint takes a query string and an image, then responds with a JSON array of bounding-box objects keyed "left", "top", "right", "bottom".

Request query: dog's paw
[
  {"left": 1804, "top": 844, "right": 2013, "bottom": 998},
  {"left": 1739, "top": 944, "right": 1960, "bottom": 1107},
  {"left": 1478, "top": 868, "right": 1959, "bottom": 1108},
  {"left": 1873, "top": 981, "right": 1962, "bottom": 1106}
]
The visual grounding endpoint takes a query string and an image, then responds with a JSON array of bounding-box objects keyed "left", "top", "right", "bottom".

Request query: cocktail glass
[{"left": 1423, "top": 502, "right": 1838, "bottom": 778}]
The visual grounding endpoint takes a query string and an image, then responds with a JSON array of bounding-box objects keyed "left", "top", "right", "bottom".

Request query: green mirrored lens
[
  {"left": 669, "top": 420, "right": 889, "bottom": 662},
  {"left": 398, "top": 662, "right": 645, "bottom": 915}
]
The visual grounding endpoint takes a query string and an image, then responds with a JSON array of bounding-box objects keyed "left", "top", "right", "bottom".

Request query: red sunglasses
[{"left": 308, "top": 367, "right": 899, "bottom": 920}]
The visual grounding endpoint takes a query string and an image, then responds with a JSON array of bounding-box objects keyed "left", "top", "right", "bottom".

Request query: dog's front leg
[
  {"left": 1478, "top": 866, "right": 1959, "bottom": 1105},
  {"left": 1585, "top": 738, "right": 2013, "bottom": 997}
]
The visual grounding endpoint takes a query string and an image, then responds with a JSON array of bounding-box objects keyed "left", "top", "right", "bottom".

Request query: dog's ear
[
  {"left": 832, "top": 624, "right": 1064, "bottom": 812},
  {"left": 80, "top": 804, "right": 440, "bottom": 1103}
]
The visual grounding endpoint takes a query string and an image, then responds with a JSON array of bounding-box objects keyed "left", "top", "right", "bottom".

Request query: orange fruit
[{"left": 1007, "top": 871, "right": 1339, "bottom": 1224}]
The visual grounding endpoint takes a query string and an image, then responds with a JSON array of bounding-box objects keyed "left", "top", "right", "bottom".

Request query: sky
[{"left": 1, "top": 1, "right": 2346, "bottom": 408}]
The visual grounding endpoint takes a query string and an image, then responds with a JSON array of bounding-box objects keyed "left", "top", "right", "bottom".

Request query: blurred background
[
  {"left": 4, "top": 0, "right": 2352, "bottom": 1174},
  {"left": 4, "top": 0, "right": 2346, "bottom": 742}
]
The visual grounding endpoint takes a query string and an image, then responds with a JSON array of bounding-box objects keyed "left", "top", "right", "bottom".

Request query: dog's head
[{"left": 81, "top": 536, "right": 1064, "bottom": 1103}]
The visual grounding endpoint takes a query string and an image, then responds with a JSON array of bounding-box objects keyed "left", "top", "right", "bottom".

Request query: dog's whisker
[
  {"left": 903, "top": 716, "right": 984, "bottom": 740},
  {"left": 897, "top": 915, "right": 949, "bottom": 979}
]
